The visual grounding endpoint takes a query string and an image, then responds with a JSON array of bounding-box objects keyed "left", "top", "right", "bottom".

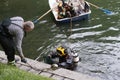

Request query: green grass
[{"left": 0, "top": 63, "right": 53, "bottom": 80}]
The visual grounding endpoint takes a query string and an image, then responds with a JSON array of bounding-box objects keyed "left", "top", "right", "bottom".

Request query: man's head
[{"left": 23, "top": 21, "right": 34, "bottom": 32}]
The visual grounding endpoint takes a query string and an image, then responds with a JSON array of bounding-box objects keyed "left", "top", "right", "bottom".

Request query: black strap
[
  {"left": 1, "top": 19, "right": 26, "bottom": 37},
  {"left": 10, "top": 19, "right": 23, "bottom": 28},
  {"left": 11, "top": 22, "right": 23, "bottom": 29},
  {"left": 10, "top": 22, "right": 27, "bottom": 37}
]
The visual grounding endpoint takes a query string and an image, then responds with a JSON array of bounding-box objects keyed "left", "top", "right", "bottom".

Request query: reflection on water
[{"left": 0, "top": 0, "right": 120, "bottom": 80}]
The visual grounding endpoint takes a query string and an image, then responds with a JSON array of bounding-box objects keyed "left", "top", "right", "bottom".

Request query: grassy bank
[{"left": 0, "top": 63, "right": 53, "bottom": 80}]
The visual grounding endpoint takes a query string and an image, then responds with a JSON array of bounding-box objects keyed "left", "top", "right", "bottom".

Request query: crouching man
[{"left": 0, "top": 16, "right": 34, "bottom": 66}]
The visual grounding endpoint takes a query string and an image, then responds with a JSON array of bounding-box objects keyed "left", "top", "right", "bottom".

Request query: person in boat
[
  {"left": 64, "top": 3, "right": 76, "bottom": 17},
  {"left": 57, "top": 1, "right": 66, "bottom": 19},
  {"left": 57, "top": 0, "right": 76, "bottom": 19},
  {"left": 84, "top": 1, "right": 90, "bottom": 12},
  {"left": 79, "top": 0, "right": 90, "bottom": 12},
  {"left": 46, "top": 46, "right": 79, "bottom": 70}
]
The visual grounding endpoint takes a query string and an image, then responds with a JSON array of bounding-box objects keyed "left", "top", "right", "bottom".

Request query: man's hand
[{"left": 21, "top": 58, "right": 27, "bottom": 63}]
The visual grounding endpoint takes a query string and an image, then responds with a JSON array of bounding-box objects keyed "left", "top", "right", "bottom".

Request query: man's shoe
[
  {"left": 7, "top": 60, "right": 16, "bottom": 66},
  {"left": 21, "top": 58, "right": 27, "bottom": 63}
]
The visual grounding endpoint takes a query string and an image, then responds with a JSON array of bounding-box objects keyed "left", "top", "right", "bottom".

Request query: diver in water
[{"left": 46, "top": 46, "right": 79, "bottom": 70}]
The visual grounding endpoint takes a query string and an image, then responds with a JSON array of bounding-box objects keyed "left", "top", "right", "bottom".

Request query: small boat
[{"left": 48, "top": 0, "right": 91, "bottom": 23}]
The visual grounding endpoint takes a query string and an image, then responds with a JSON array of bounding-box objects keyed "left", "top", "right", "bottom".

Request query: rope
[{"left": 69, "top": 12, "right": 73, "bottom": 36}]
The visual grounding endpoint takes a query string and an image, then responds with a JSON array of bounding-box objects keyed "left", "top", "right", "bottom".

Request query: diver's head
[{"left": 56, "top": 46, "right": 68, "bottom": 56}]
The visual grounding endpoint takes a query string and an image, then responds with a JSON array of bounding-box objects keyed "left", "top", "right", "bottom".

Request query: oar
[
  {"left": 87, "top": 2, "right": 114, "bottom": 15},
  {"left": 33, "top": 8, "right": 53, "bottom": 24}
]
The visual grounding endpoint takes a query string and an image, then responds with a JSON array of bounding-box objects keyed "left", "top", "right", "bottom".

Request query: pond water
[{"left": 0, "top": 0, "right": 120, "bottom": 80}]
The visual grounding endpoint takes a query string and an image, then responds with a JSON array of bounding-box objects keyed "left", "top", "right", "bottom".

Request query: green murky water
[{"left": 0, "top": 0, "right": 120, "bottom": 80}]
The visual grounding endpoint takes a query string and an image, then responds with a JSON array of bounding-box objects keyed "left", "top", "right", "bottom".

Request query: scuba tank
[
  {"left": 72, "top": 53, "right": 79, "bottom": 63},
  {"left": 65, "top": 47, "right": 79, "bottom": 63},
  {"left": 72, "top": 52, "right": 79, "bottom": 69}
]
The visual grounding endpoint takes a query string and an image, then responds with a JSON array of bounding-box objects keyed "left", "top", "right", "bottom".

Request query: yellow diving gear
[{"left": 56, "top": 46, "right": 66, "bottom": 56}]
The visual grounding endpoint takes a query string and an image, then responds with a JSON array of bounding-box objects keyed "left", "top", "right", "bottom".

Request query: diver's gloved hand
[{"left": 21, "top": 58, "right": 27, "bottom": 63}]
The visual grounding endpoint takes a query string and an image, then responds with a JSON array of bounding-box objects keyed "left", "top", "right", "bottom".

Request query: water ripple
[
  {"left": 69, "top": 31, "right": 105, "bottom": 39},
  {"left": 71, "top": 24, "right": 102, "bottom": 32},
  {"left": 100, "top": 36, "right": 120, "bottom": 41}
]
